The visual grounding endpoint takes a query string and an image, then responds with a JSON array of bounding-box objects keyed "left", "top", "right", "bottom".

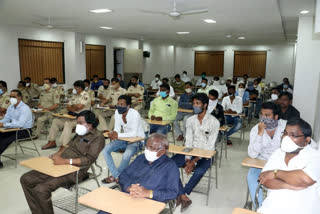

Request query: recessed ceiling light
[
  {"left": 177, "top": 32, "right": 190, "bottom": 35},
  {"left": 238, "top": 36, "right": 246, "bottom": 40},
  {"left": 100, "top": 26, "right": 112, "bottom": 30},
  {"left": 89, "top": 8, "right": 113, "bottom": 14},
  {"left": 203, "top": 19, "right": 216, "bottom": 24},
  {"left": 226, "top": 34, "right": 232, "bottom": 38},
  {"left": 300, "top": 10, "right": 309, "bottom": 14}
]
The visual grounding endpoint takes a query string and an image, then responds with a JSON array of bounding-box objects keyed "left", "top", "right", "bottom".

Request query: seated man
[
  {"left": 0, "top": 90, "right": 33, "bottom": 168},
  {"left": 174, "top": 81, "right": 195, "bottom": 141},
  {"left": 24, "top": 76, "right": 41, "bottom": 98},
  {"left": 221, "top": 85, "right": 243, "bottom": 146},
  {"left": 84, "top": 79, "right": 96, "bottom": 106},
  {"left": 247, "top": 102, "right": 286, "bottom": 208},
  {"left": 150, "top": 74, "right": 162, "bottom": 90},
  {"left": 208, "top": 89, "right": 225, "bottom": 126},
  {"left": 98, "top": 133, "right": 180, "bottom": 214},
  {"left": 278, "top": 92, "right": 300, "bottom": 120},
  {"left": 95, "top": 77, "right": 127, "bottom": 131},
  {"left": 156, "top": 78, "right": 175, "bottom": 98},
  {"left": 181, "top": 71, "right": 191, "bottom": 83},
  {"left": 246, "top": 81, "right": 260, "bottom": 119},
  {"left": 197, "top": 78, "right": 210, "bottom": 95},
  {"left": 97, "top": 78, "right": 111, "bottom": 101},
  {"left": 258, "top": 118, "right": 320, "bottom": 214},
  {"left": 171, "top": 74, "right": 185, "bottom": 94},
  {"left": 126, "top": 75, "right": 144, "bottom": 111},
  {"left": 21, "top": 110, "right": 105, "bottom": 214},
  {"left": 90, "top": 74, "right": 103, "bottom": 90},
  {"left": 116, "top": 73, "right": 127, "bottom": 89},
  {"left": 17, "top": 81, "right": 31, "bottom": 105},
  {"left": 267, "top": 87, "right": 281, "bottom": 104},
  {"left": 236, "top": 83, "right": 250, "bottom": 105},
  {"left": 42, "top": 80, "right": 91, "bottom": 150},
  {"left": 50, "top": 77, "right": 65, "bottom": 99},
  {"left": 172, "top": 93, "right": 220, "bottom": 212},
  {"left": 101, "top": 95, "right": 145, "bottom": 183},
  {"left": 0, "top": 81, "right": 11, "bottom": 119},
  {"left": 196, "top": 72, "right": 207, "bottom": 86},
  {"left": 148, "top": 83, "right": 178, "bottom": 135},
  {"left": 35, "top": 80, "right": 60, "bottom": 137}
]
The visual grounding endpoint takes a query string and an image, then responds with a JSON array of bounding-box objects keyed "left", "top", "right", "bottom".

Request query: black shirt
[
  {"left": 210, "top": 103, "right": 225, "bottom": 126},
  {"left": 279, "top": 105, "right": 300, "bottom": 120},
  {"left": 246, "top": 88, "right": 259, "bottom": 100}
]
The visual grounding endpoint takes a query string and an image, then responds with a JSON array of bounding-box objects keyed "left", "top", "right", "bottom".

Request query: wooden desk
[
  {"left": 79, "top": 187, "right": 165, "bottom": 214},
  {"left": 219, "top": 126, "right": 228, "bottom": 132},
  {"left": 241, "top": 157, "right": 266, "bottom": 169},
  {"left": 224, "top": 112, "right": 246, "bottom": 117},
  {"left": 52, "top": 113, "right": 77, "bottom": 119},
  {"left": 103, "top": 133, "right": 145, "bottom": 143},
  {"left": 0, "top": 128, "right": 20, "bottom": 133},
  {"left": 146, "top": 119, "right": 171, "bottom": 126},
  {"left": 32, "top": 109, "right": 49, "bottom": 113},
  {"left": 169, "top": 144, "right": 216, "bottom": 159},
  {"left": 243, "top": 104, "right": 250, "bottom": 108},
  {"left": 232, "top": 208, "right": 260, "bottom": 214},
  {"left": 20, "top": 157, "right": 79, "bottom": 177},
  {"left": 149, "top": 95, "right": 158, "bottom": 98},
  {"left": 178, "top": 108, "right": 193, "bottom": 113}
]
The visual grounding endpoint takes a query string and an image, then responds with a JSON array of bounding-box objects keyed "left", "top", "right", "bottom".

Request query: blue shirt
[
  {"left": 90, "top": 80, "right": 103, "bottom": 90},
  {"left": 119, "top": 154, "right": 180, "bottom": 202},
  {"left": 178, "top": 92, "right": 195, "bottom": 109},
  {"left": 0, "top": 101, "right": 32, "bottom": 128},
  {"left": 235, "top": 91, "right": 249, "bottom": 104}
]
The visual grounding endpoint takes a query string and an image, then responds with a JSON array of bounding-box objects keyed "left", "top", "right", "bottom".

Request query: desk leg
[
  {"left": 171, "top": 122, "right": 176, "bottom": 145},
  {"left": 75, "top": 170, "right": 79, "bottom": 214},
  {"left": 219, "top": 133, "right": 223, "bottom": 168},
  {"left": 206, "top": 158, "right": 212, "bottom": 206},
  {"left": 15, "top": 131, "right": 18, "bottom": 168},
  {"left": 243, "top": 181, "right": 252, "bottom": 210},
  {"left": 215, "top": 155, "right": 218, "bottom": 189}
]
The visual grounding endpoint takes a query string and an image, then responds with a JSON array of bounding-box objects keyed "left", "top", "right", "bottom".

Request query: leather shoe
[
  {"left": 42, "top": 141, "right": 57, "bottom": 150},
  {"left": 175, "top": 195, "right": 182, "bottom": 207},
  {"left": 176, "top": 135, "right": 184, "bottom": 141},
  {"left": 101, "top": 176, "right": 119, "bottom": 184},
  {"left": 181, "top": 199, "right": 192, "bottom": 212}
]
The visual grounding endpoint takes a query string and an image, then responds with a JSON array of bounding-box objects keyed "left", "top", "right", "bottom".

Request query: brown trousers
[{"left": 20, "top": 170, "right": 77, "bottom": 214}]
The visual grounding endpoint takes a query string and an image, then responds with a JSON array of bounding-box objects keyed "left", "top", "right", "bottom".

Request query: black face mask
[
  {"left": 103, "top": 85, "right": 109, "bottom": 89},
  {"left": 228, "top": 92, "right": 234, "bottom": 96},
  {"left": 132, "top": 82, "right": 137, "bottom": 86}
]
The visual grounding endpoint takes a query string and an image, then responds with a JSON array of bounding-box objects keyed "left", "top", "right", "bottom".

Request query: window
[
  {"left": 194, "top": 51, "right": 224, "bottom": 76},
  {"left": 85, "top": 44, "right": 106, "bottom": 79},
  {"left": 233, "top": 51, "right": 267, "bottom": 77},
  {"left": 18, "top": 39, "right": 65, "bottom": 85}
]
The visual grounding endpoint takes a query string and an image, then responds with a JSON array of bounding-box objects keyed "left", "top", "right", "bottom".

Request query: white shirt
[
  {"left": 221, "top": 96, "right": 243, "bottom": 114},
  {"left": 185, "top": 113, "right": 220, "bottom": 159},
  {"left": 208, "top": 85, "right": 223, "bottom": 98},
  {"left": 254, "top": 85, "right": 262, "bottom": 97},
  {"left": 114, "top": 108, "right": 145, "bottom": 138},
  {"left": 248, "top": 120, "right": 287, "bottom": 160},
  {"left": 219, "top": 84, "right": 228, "bottom": 95},
  {"left": 259, "top": 146, "right": 320, "bottom": 214},
  {"left": 207, "top": 100, "right": 218, "bottom": 114},
  {"left": 150, "top": 79, "right": 162, "bottom": 90},
  {"left": 196, "top": 77, "right": 212, "bottom": 86},
  {"left": 181, "top": 75, "right": 191, "bottom": 83},
  {"left": 156, "top": 85, "right": 175, "bottom": 98}
]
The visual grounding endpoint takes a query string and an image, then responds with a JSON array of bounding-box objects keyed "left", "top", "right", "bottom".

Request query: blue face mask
[
  {"left": 248, "top": 86, "right": 254, "bottom": 91},
  {"left": 193, "top": 106, "right": 203, "bottom": 114},
  {"left": 0, "top": 89, "right": 3, "bottom": 95},
  {"left": 201, "top": 83, "right": 206, "bottom": 88},
  {"left": 159, "top": 91, "right": 167, "bottom": 98},
  {"left": 283, "top": 85, "right": 288, "bottom": 89},
  {"left": 117, "top": 106, "right": 128, "bottom": 114}
]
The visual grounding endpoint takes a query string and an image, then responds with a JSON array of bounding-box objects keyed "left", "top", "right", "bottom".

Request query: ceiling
[{"left": 0, "top": 0, "right": 315, "bottom": 45}]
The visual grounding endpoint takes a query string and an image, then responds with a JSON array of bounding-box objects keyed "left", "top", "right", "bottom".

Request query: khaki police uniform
[
  {"left": 35, "top": 88, "right": 60, "bottom": 136},
  {"left": 95, "top": 87, "right": 126, "bottom": 131},
  {"left": 85, "top": 88, "right": 95, "bottom": 106},
  {"left": 19, "top": 87, "right": 32, "bottom": 105},
  {"left": 48, "top": 91, "right": 91, "bottom": 146},
  {"left": 25, "top": 83, "right": 41, "bottom": 98},
  {"left": 0, "top": 91, "right": 10, "bottom": 119},
  {"left": 52, "top": 85, "right": 65, "bottom": 97},
  {"left": 127, "top": 84, "right": 144, "bottom": 111},
  {"left": 97, "top": 85, "right": 111, "bottom": 99}
]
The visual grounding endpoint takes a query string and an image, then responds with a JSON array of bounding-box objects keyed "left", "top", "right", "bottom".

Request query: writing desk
[
  {"left": 168, "top": 144, "right": 217, "bottom": 205},
  {"left": 242, "top": 158, "right": 266, "bottom": 210},
  {"left": 149, "top": 95, "right": 158, "bottom": 98},
  {"left": 243, "top": 104, "right": 250, "bottom": 108},
  {"left": 0, "top": 128, "right": 20, "bottom": 133},
  {"left": 146, "top": 119, "right": 171, "bottom": 126},
  {"left": 103, "top": 132, "right": 145, "bottom": 143},
  {"left": 32, "top": 109, "right": 49, "bottom": 113},
  {"left": 178, "top": 108, "right": 193, "bottom": 113},
  {"left": 52, "top": 113, "right": 76, "bottom": 119},
  {"left": 20, "top": 157, "right": 79, "bottom": 177},
  {"left": 224, "top": 112, "right": 246, "bottom": 117},
  {"left": 79, "top": 187, "right": 165, "bottom": 214},
  {"left": 218, "top": 126, "right": 229, "bottom": 168},
  {"left": 232, "top": 208, "right": 260, "bottom": 214}
]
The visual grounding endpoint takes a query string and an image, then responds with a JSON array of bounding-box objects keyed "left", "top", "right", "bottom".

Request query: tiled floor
[{"left": 0, "top": 119, "right": 256, "bottom": 214}]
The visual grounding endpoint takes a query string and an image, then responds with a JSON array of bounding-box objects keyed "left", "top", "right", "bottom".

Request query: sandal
[{"left": 101, "top": 176, "right": 119, "bottom": 184}]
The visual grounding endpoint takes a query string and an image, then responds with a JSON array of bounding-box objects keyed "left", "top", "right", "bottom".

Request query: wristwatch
[
  {"left": 273, "top": 169, "right": 279, "bottom": 178},
  {"left": 149, "top": 190, "right": 153, "bottom": 199},
  {"left": 69, "top": 159, "right": 73, "bottom": 165}
]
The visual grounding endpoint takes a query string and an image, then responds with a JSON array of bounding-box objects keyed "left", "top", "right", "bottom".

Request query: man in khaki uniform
[
  {"left": 97, "top": 79, "right": 111, "bottom": 100},
  {"left": 17, "top": 81, "right": 31, "bottom": 105},
  {"left": 24, "top": 77, "right": 41, "bottom": 98},
  {"left": 50, "top": 77, "right": 65, "bottom": 97},
  {"left": 35, "top": 82, "right": 60, "bottom": 137},
  {"left": 95, "top": 77, "right": 126, "bottom": 131},
  {"left": 127, "top": 75, "right": 144, "bottom": 111},
  {"left": 0, "top": 81, "right": 10, "bottom": 119},
  {"left": 42, "top": 80, "right": 91, "bottom": 150},
  {"left": 84, "top": 79, "right": 95, "bottom": 106}
]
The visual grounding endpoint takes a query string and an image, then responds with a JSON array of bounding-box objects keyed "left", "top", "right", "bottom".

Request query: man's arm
[
  {"left": 276, "top": 170, "right": 316, "bottom": 188},
  {"left": 207, "top": 118, "right": 220, "bottom": 151},
  {"left": 3, "top": 107, "right": 32, "bottom": 128},
  {"left": 163, "top": 100, "right": 178, "bottom": 121},
  {"left": 248, "top": 126, "right": 264, "bottom": 158},
  {"left": 262, "top": 178, "right": 304, "bottom": 190},
  {"left": 184, "top": 118, "right": 193, "bottom": 160},
  {"left": 148, "top": 99, "right": 156, "bottom": 119}
]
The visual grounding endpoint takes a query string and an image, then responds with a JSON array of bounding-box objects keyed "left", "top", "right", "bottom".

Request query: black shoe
[
  {"left": 0, "top": 161, "right": 3, "bottom": 169},
  {"left": 227, "top": 140, "right": 233, "bottom": 146}
]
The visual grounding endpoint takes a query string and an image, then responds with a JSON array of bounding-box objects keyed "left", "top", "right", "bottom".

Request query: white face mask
[
  {"left": 10, "top": 97, "right": 18, "bottom": 105},
  {"left": 52, "top": 83, "right": 57, "bottom": 88},
  {"left": 75, "top": 124, "right": 88, "bottom": 136},
  {"left": 72, "top": 88, "right": 77, "bottom": 94},
  {"left": 144, "top": 148, "right": 160, "bottom": 162},
  {"left": 183, "top": 74, "right": 187, "bottom": 77},
  {"left": 281, "top": 136, "right": 303, "bottom": 153},
  {"left": 43, "top": 84, "right": 50, "bottom": 90},
  {"left": 238, "top": 88, "right": 245, "bottom": 97},
  {"left": 155, "top": 77, "right": 159, "bottom": 81},
  {"left": 26, "top": 83, "right": 30, "bottom": 87},
  {"left": 185, "top": 88, "right": 192, "bottom": 93},
  {"left": 271, "top": 94, "right": 278, "bottom": 101},
  {"left": 85, "top": 87, "right": 89, "bottom": 91},
  {"left": 208, "top": 99, "right": 218, "bottom": 111}
]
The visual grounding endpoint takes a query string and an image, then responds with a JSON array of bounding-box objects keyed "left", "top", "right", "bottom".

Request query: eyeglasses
[{"left": 281, "top": 131, "right": 305, "bottom": 139}]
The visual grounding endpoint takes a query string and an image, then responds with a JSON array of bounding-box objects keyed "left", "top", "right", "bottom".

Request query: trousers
[
  {"left": 0, "top": 129, "right": 31, "bottom": 156},
  {"left": 47, "top": 118, "right": 76, "bottom": 146}
]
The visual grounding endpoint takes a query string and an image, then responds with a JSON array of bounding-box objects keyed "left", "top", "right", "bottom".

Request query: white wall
[{"left": 293, "top": 17, "right": 320, "bottom": 139}]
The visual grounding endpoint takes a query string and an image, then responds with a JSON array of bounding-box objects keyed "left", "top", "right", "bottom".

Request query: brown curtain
[
  {"left": 194, "top": 51, "right": 224, "bottom": 76},
  {"left": 18, "top": 39, "right": 64, "bottom": 85},
  {"left": 85, "top": 44, "right": 106, "bottom": 80},
  {"left": 233, "top": 51, "right": 267, "bottom": 77}
]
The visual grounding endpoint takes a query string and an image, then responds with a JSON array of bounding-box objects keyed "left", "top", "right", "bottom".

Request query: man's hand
[
  {"left": 185, "top": 160, "right": 196, "bottom": 175},
  {"left": 0, "top": 123, "right": 3, "bottom": 128},
  {"left": 155, "top": 117, "right": 162, "bottom": 121},
  {"left": 151, "top": 115, "right": 156, "bottom": 120},
  {"left": 51, "top": 155, "right": 67, "bottom": 165},
  {"left": 258, "top": 122, "right": 266, "bottom": 136},
  {"left": 135, "top": 93, "right": 141, "bottom": 98},
  {"left": 259, "top": 170, "right": 275, "bottom": 184},
  {"left": 109, "top": 131, "right": 118, "bottom": 140},
  {"left": 129, "top": 184, "right": 151, "bottom": 199}
]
